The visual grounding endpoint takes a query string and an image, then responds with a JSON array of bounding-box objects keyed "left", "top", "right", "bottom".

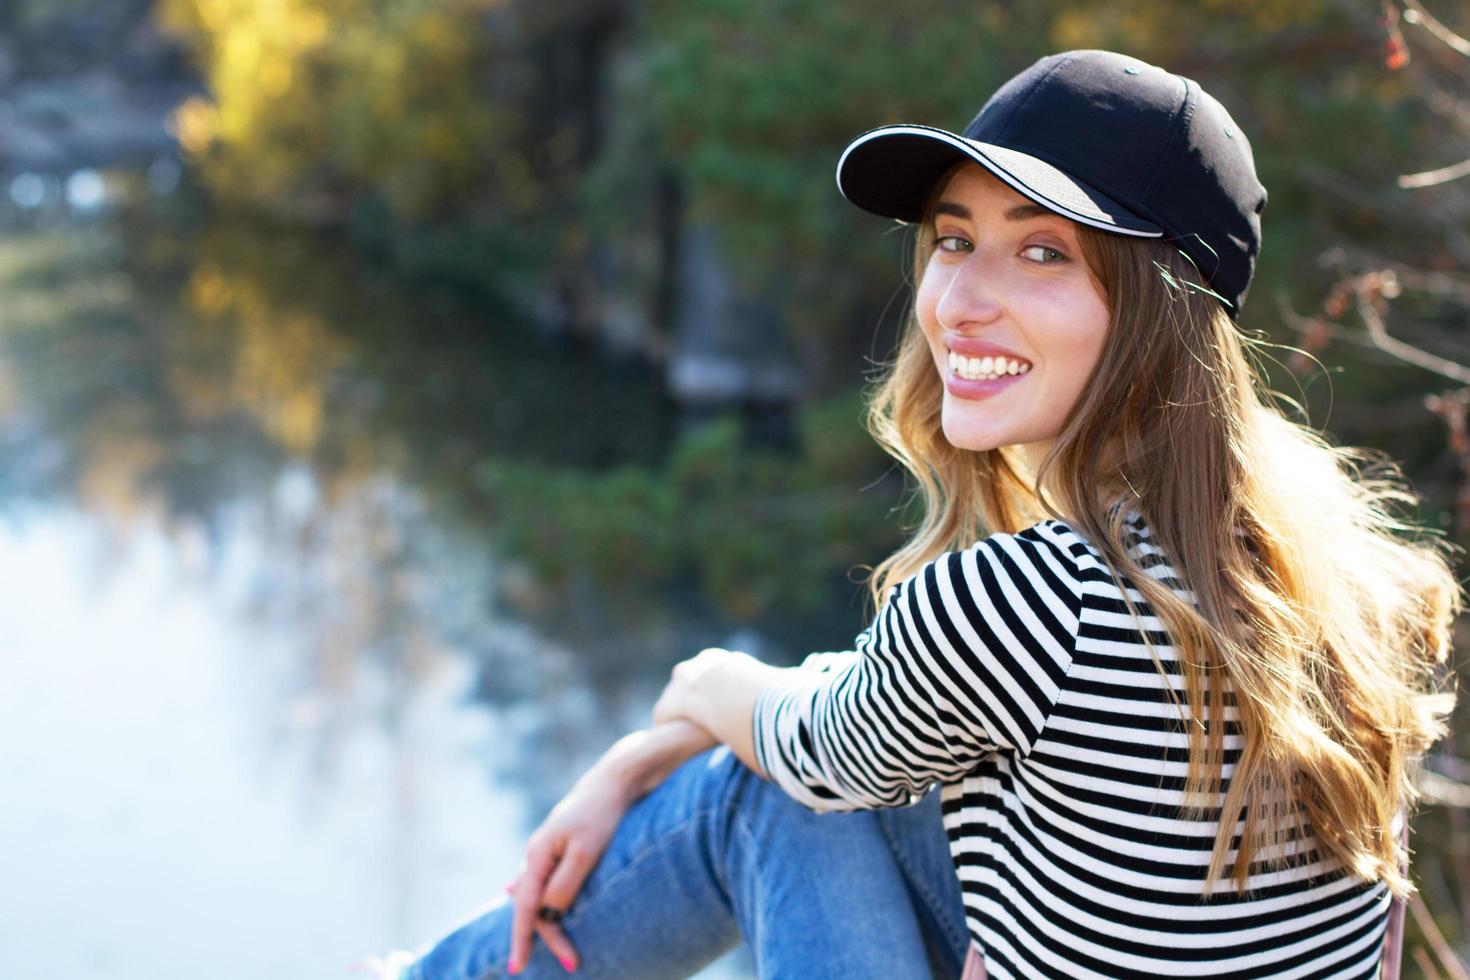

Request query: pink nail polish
[
  {"left": 561, "top": 955, "right": 578, "bottom": 972},
  {"left": 506, "top": 958, "right": 521, "bottom": 975}
]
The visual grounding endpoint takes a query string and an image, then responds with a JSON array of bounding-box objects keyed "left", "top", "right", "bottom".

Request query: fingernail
[
  {"left": 506, "top": 959, "right": 521, "bottom": 975},
  {"left": 561, "top": 955, "right": 578, "bottom": 972}
]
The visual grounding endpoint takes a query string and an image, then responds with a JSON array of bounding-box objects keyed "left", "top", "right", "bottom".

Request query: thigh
[{"left": 713, "top": 752, "right": 939, "bottom": 979}]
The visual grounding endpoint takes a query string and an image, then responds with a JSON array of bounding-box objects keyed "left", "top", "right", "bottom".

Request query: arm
[
  {"left": 657, "top": 525, "right": 1084, "bottom": 812},
  {"left": 642, "top": 649, "right": 858, "bottom": 773},
  {"left": 594, "top": 719, "right": 719, "bottom": 801},
  {"left": 651, "top": 649, "right": 789, "bottom": 776}
]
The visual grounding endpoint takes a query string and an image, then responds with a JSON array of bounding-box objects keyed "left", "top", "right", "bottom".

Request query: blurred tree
[
  {"left": 629, "top": 0, "right": 1027, "bottom": 377},
  {"left": 618, "top": 0, "right": 1465, "bottom": 531},
  {"left": 146, "top": 0, "right": 1470, "bottom": 542},
  {"left": 155, "top": 0, "right": 635, "bottom": 333},
  {"left": 2, "top": 0, "right": 103, "bottom": 27},
  {"left": 626, "top": 1, "right": 1432, "bottom": 381},
  {"left": 1270, "top": 0, "right": 1470, "bottom": 540},
  {"left": 157, "top": 0, "right": 515, "bottom": 221},
  {"left": 474, "top": 391, "right": 902, "bottom": 621}
]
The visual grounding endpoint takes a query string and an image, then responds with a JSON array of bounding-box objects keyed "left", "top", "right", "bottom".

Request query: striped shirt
[{"left": 751, "top": 510, "right": 1390, "bottom": 979}]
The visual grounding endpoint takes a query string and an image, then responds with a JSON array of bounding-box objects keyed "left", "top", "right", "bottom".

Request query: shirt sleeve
[
  {"left": 750, "top": 522, "right": 1084, "bottom": 812},
  {"left": 795, "top": 650, "right": 860, "bottom": 674}
]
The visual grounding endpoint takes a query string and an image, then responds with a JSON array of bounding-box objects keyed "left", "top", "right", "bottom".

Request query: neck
[
  {"left": 1005, "top": 437, "right": 1135, "bottom": 524},
  {"left": 1015, "top": 439, "right": 1053, "bottom": 476}
]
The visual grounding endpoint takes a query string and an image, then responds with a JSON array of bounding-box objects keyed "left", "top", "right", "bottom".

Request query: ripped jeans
[{"left": 402, "top": 746, "right": 969, "bottom": 979}]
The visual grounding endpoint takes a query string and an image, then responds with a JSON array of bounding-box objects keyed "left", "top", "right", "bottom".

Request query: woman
[{"left": 368, "top": 49, "right": 1461, "bottom": 979}]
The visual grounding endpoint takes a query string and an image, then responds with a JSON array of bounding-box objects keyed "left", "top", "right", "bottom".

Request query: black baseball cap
[{"left": 836, "top": 49, "right": 1267, "bottom": 316}]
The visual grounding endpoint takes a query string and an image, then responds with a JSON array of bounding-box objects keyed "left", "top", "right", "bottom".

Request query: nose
[{"left": 933, "top": 252, "right": 1003, "bottom": 331}]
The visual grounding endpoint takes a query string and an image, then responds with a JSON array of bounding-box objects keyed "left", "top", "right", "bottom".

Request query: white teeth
[{"left": 947, "top": 350, "right": 1031, "bottom": 381}]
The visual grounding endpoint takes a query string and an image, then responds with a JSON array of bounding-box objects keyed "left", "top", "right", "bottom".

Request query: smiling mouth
[{"left": 947, "top": 351, "right": 1032, "bottom": 381}]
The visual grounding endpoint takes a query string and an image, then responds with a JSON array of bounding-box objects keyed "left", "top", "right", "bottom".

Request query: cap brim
[{"left": 836, "top": 124, "right": 1163, "bottom": 237}]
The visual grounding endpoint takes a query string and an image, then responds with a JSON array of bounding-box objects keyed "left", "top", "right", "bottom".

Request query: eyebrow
[{"left": 931, "top": 201, "right": 1058, "bottom": 222}]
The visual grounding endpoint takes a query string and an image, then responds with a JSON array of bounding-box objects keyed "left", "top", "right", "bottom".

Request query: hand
[
  {"left": 506, "top": 764, "right": 633, "bottom": 974},
  {"left": 652, "top": 647, "right": 739, "bottom": 727}
]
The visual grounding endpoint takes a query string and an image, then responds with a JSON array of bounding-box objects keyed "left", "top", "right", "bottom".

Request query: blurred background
[{"left": 0, "top": 1, "right": 1467, "bottom": 977}]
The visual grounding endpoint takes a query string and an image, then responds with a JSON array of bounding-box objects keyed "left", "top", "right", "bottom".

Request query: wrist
[
  {"left": 592, "top": 721, "right": 715, "bottom": 804},
  {"left": 583, "top": 751, "right": 644, "bottom": 808}
]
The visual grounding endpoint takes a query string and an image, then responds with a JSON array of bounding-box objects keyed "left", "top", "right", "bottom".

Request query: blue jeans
[{"left": 404, "top": 747, "right": 969, "bottom": 979}]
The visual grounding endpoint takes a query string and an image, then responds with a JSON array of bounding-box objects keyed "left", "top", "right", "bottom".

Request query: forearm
[
  {"left": 589, "top": 720, "right": 718, "bottom": 804},
  {"left": 679, "top": 655, "right": 793, "bottom": 778}
]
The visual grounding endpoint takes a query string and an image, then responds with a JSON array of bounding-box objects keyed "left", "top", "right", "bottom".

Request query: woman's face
[{"left": 916, "top": 163, "right": 1111, "bottom": 470}]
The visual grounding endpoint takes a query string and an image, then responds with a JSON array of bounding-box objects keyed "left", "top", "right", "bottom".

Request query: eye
[
  {"left": 934, "top": 235, "right": 972, "bottom": 254},
  {"left": 1021, "top": 244, "right": 1067, "bottom": 263}
]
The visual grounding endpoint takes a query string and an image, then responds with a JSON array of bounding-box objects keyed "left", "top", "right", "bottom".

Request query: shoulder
[
  {"left": 961, "top": 517, "right": 1110, "bottom": 594},
  {"left": 886, "top": 519, "right": 1093, "bottom": 640},
  {"left": 884, "top": 511, "right": 1155, "bottom": 616},
  {"left": 879, "top": 521, "right": 1086, "bottom": 708},
  {"left": 1022, "top": 510, "right": 1178, "bottom": 590}
]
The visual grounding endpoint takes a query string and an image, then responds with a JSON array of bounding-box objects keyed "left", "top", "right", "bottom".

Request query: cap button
[
  {"left": 1123, "top": 66, "right": 1141, "bottom": 75},
  {"left": 1224, "top": 126, "right": 1235, "bottom": 139}
]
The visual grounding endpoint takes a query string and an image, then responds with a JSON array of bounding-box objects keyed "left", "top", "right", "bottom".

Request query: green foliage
[
  {"left": 344, "top": 196, "right": 550, "bottom": 306},
  {"left": 156, "top": 0, "right": 521, "bottom": 221},
  {"left": 636, "top": 0, "right": 1019, "bottom": 324},
  {"left": 474, "top": 391, "right": 902, "bottom": 620},
  {"left": 644, "top": 0, "right": 1011, "bottom": 220},
  {"left": 5, "top": 0, "right": 95, "bottom": 25},
  {"left": 620, "top": 0, "right": 1430, "bottom": 367}
]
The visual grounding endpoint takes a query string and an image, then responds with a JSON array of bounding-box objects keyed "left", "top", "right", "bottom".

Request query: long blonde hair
[{"left": 864, "top": 162, "right": 1462, "bottom": 896}]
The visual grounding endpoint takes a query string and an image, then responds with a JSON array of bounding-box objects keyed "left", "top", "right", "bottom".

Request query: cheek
[
  {"left": 914, "top": 266, "right": 940, "bottom": 322},
  {"left": 914, "top": 272, "right": 947, "bottom": 350},
  {"left": 1076, "top": 289, "right": 1111, "bottom": 357},
  {"left": 1052, "top": 294, "right": 1111, "bottom": 389}
]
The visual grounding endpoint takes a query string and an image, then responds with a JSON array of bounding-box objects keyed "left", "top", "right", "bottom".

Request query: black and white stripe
[{"left": 752, "top": 512, "right": 1388, "bottom": 979}]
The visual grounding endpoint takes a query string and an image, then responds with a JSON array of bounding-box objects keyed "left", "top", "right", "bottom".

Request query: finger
[
  {"left": 510, "top": 880, "right": 541, "bottom": 973},
  {"left": 540, "top": 841, "right": 599, "bottom": 915},
  {"left": 509, "top": 845, "right": 557, "bottom": 973},
  {"left": 534, "top": 918, "right": 581, "bottom": 972}
]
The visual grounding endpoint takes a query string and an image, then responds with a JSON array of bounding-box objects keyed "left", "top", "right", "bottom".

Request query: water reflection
[
  {"left": 0, "top": 190, "right": 793, "bottom": 977},
  {"left": 0, "top": 508, "right": 527, "bottom": 977}
]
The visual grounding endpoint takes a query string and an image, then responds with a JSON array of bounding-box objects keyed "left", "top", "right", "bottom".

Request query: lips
[
  {"left": 940, "top": 339, "right": 1030, "bottom": 400},
  {"left": 945, "top": 368, "right": 1026, "bottom": 400},
  {"left": 942, "top": 334, "right": 1032, "bottom": 365}
]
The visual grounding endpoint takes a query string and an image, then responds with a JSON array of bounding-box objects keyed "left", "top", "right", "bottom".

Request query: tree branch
[
  {"left": 1355, "top": 289, "right": 1470, "bottom": 384},
  {"left": 1410, "top": 892, "right": 1470, "bottom": 980},
  {"left": 1400, "top": 156, "right": 1470, "bottom": 189},
  {"left": 1403, "top": 0, "right": 1470, "bottom": 57}
]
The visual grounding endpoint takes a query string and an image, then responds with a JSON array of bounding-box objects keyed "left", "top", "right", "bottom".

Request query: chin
[{"left": 940, "top": 422, "right": 1002, "bottom": 453}]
